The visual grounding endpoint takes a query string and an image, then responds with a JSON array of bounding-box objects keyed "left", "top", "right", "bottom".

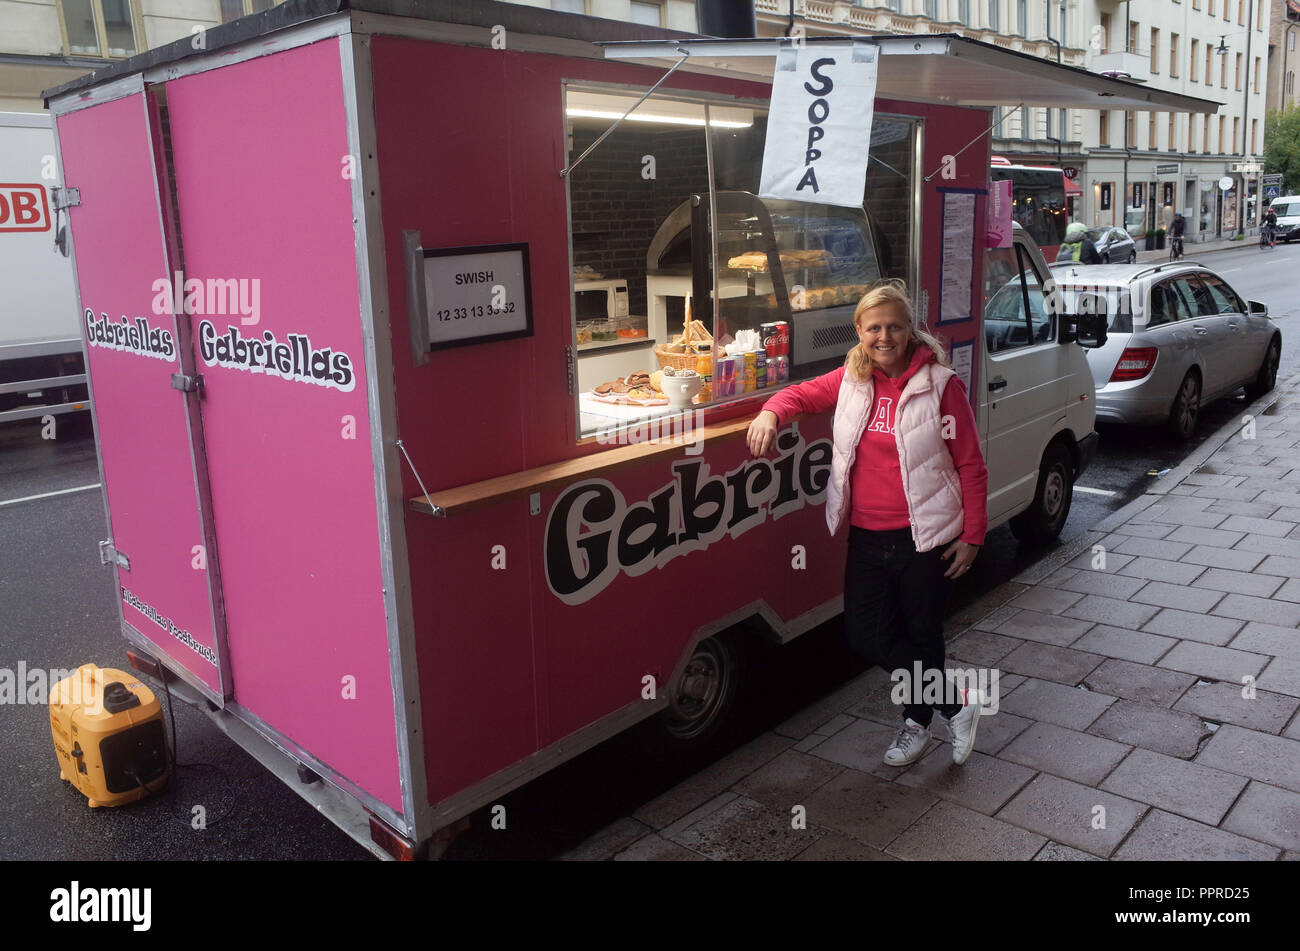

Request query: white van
[
  {"left": 1268, "top": 194, "right": 1300, "bottom": 243},
  {"left": 978, "top": 222, "right": 1102, "bottom": 545}
]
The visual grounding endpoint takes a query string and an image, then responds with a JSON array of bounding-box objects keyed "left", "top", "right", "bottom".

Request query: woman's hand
[
  {"left": 940, "top": 539, "right": 979, "bottom": 579},
  {"left": 746, "top": 410, "right": 779, "bottom": 457}
]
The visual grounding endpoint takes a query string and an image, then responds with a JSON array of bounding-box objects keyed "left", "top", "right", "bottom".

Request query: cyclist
[
  {"left": 1057, "top": 221, "right": 1102, "bottom": 264},
  {"left": 1170, "top": 213, "right": 1186, "bottom": 260},
  {"left": 1262, "top": 202, "right": 1278, "bottom": 249}
]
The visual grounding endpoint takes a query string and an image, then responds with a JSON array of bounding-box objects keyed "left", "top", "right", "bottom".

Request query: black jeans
[{"left": 843, "top": 526, "right": 959, "bottom": 728}]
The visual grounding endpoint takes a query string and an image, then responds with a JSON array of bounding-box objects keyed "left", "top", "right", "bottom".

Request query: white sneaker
[
  {"left": 883, "top": 718, "right": 931, "bottom": 767},
  {"left": 945, "top": 688, "right": 983, "bottom": 765}
]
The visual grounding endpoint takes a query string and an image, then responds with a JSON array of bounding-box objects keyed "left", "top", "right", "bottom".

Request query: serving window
[{"left": 563, "top": 82, "right": 918, "bottom": 439}]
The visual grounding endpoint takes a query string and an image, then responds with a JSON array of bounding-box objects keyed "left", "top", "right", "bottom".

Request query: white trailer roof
[{"left": 599, "top": 35, "right": 1223, "bottom": 114}]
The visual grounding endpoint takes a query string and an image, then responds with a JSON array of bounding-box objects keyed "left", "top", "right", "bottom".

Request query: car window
[
  {"left": 1181, "top": 275, "right": 1220, "bottom": 318},
  {"left": 982, "top": 244, "right": 1052, "bottom": 353},
  {"left": 1195, "top": 273, "right": 1245, "bottom": 314},
  {"left": 1166, "top": 279, "right": 1201, "bottom": 321},
  {"left": 1147, "top": 280, "right": 1192, "bottom": 327}
]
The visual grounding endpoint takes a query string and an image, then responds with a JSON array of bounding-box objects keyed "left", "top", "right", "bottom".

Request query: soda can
[
  {"left": 773, "top": 321, "right": 789, "bottom": 356},
  {"left": 755, "top": 350, "right": 768, "bottom": 389},
  {"left": 743, "top": 351, "right": 757, "bottom": 393},
  {"left": 771, "top": 355, "right": 789, "bottom": 383},
  {"left": 761, "top": 322, "right": 781, "bottom": 358}
]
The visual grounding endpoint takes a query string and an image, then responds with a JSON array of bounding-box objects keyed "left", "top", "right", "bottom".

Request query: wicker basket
[
  {"left": 655, "top": 319, "right": 713, "bottom": 370},
  {"left": 653, "top": 346, "right": 700, "bottom": 371}
]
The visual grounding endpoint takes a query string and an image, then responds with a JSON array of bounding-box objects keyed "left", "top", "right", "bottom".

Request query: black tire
[
  {"left": 1245, "top": 336, "right": 1282, "bottom": 400},
  {"left": 1010, "top": 441, "right": 1074, "bottom": 547},
  {"left": 640, "top": 629, "right": 749, "bottom": 758},
  {"left": 1102, "top": 252, "right": 1111, "bottom": 264},
  {"left": 1127, "top": 250, "right": 1137, "bottom": 263},
  {"left": 1167, "top": 370, "right": 1201, "bottom": 442}
]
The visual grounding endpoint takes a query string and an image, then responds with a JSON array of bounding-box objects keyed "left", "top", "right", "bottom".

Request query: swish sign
[{"left": 759, "top": 41, "right": 878, "bottom": 209}]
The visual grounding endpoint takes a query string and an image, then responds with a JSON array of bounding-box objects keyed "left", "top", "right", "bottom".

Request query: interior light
[{"left": 565, "top": 108, "right": 752, "bottom": 129}]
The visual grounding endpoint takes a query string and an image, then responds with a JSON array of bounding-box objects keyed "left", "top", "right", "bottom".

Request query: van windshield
[{"left": 1271, "top": 200, "right": 1297, "bottom": 218}]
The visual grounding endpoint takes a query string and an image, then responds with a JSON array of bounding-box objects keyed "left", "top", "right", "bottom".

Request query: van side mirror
[
  {"left": 1249, "top": 300, "right": 1268, "bottom": 317},
  {"left": 1063, "top": 292, "right": 1108, "bottom": 348}
]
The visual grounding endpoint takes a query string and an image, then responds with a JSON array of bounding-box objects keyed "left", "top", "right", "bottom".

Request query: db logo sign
[{"left": 0, "top": 183, "right": 51, "bottom": 233}]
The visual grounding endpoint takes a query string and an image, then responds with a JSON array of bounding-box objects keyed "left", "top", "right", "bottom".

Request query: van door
[
  {"left": 54, "top": 88, "right": 231, "bottom": 704},
  {"left": 979, "top": 238, "right": 1072, "bottom": 524}
]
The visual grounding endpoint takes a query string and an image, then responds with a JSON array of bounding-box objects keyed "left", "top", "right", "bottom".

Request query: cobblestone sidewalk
[{"left": 563, "top": 374, "right": 1300, "bottom": 862}]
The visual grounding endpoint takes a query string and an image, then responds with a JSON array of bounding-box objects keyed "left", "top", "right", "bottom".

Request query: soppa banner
[{"left": 759, "top": 42, "right": 878, "bottom": 209}]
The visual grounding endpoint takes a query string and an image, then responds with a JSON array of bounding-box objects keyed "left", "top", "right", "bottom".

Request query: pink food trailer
[{"left": 45, "top": 0, "right": 1211, "bottom": 858}]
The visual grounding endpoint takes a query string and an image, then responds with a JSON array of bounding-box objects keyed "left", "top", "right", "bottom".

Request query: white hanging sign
[{"left": 759, "top": 41, "right": 878, "bottom": 209}]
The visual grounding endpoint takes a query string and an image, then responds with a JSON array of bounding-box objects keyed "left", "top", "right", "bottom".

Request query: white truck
[{"left": 0, "top": 111, "right": 88, "bottom": 425}]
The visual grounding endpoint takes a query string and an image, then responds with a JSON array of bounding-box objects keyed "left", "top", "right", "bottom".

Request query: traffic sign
[
  {"left": 1265, "top": 183, "right": 1282, "bottom": 200},
  {"left": 1263, "top": 172, "right": 1284, "bottom": 186}
]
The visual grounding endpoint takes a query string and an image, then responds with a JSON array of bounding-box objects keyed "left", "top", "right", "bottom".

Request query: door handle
[
  {"left": 988, "top": 376, "right": 1008, "bottom": 392},
  {"left": 1192, "top": 325, "right": 1209, "bottom": 335}
]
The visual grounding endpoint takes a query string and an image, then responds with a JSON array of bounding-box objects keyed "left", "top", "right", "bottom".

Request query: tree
[{"left": 1265, "top": 104, "right": 1300, "bottom": 195}]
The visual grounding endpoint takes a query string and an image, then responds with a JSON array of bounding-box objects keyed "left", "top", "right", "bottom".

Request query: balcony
[{"left": 1091, "top": 49, "right": 1150, "bottom": 84}]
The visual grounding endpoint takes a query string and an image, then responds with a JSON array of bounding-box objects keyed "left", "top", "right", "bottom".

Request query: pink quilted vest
[{"left": 824, "top": 361, "right": 966, "bottom": 551}]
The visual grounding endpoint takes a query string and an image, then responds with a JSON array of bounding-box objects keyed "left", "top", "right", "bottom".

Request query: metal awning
[{"left": 599, "top": 35, "right": 1223, "bottom": 114}]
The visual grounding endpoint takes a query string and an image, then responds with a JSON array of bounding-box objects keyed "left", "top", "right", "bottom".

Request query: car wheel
[
  {"left": 1102, "top": 253, "right": 1110, "bottom": 263},
  {"left": 1167, "top": 370, "right": 1201, "bottom": 442},
  {"left": 1245, "top": 336, "right": 1282, "bottom": 400},
  {"left": 1009, "top": 441, "right": 1074, "bottom": 547},
  {"left": 1127, "top": 250, "right": 1137, "bottom": 263}
]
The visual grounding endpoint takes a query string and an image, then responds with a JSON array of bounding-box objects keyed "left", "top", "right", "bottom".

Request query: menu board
[
  {"left": 421, "top": 243, "right": 533, "bottom": 349},
  {"left": 939, "top": 190, "right": 976, "bottom": 325}
]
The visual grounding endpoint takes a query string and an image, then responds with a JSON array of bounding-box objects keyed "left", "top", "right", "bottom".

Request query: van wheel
[
  {"left": 1010, "top": 442, "right": 1074, "bottom": 547},
  {"left": 1245, "top": 336, "right": 1281, "bottom": 400},
  {"left": 659, "top": 631, "right": 746, "bottom": 749},
  {"left": 1167, "top": 371, "right": 1201, "bottom": 441}
]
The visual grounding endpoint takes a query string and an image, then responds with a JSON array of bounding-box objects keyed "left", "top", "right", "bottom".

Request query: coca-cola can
[{"left": 762, "top": 321, "right": 789, "bottom": 357}]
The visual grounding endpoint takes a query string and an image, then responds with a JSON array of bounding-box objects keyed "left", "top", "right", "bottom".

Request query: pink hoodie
[{"left": 762, "top": 345, "right": 988, "bottom": 545}]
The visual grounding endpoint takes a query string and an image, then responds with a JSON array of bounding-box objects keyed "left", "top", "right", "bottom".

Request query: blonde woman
[{"left": 747, "top": 281, "right": 990, "bottom": 767}]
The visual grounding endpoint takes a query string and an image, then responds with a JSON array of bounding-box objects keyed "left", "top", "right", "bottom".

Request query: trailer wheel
[
  {"left": 1009, "top": 441, "right": 1074, "bottom": 547},
  {"left": 662, "top": 633, "right": 742, "bottom": 743}
]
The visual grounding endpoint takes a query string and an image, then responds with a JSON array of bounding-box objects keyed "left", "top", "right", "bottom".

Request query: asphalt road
[{"left": 1, "top": 242, "right": 1292, "bottom": 860}]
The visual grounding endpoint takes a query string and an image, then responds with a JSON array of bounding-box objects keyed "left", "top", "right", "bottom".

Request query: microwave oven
[{"left": 574, "top": 278, "right": 629, "bottom": 321}]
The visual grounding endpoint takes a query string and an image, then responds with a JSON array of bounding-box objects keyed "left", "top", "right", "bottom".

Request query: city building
[
  {"left": 0, "top": 1, "right": 285, "bottom": 113},
  {"left": 1266, "top": 0, "right": 1300, "bottom": 111}
]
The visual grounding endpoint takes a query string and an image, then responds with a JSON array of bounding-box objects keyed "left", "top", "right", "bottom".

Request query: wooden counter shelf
[{"left": 409, "top": 414, "right": 758, "bottom": 517}]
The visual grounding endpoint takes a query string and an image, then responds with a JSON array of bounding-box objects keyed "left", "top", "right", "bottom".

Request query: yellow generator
[{"left": 50, "top": 664, "right": 170, "bottom": 807}]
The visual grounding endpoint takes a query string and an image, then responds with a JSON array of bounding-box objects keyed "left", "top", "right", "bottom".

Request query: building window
[
  {"left": 1128, "top": 20, "right": 1139, "bottom": 54},
  {"left": 1257, "top": 0, "right": 1264, "bottom": 29},
  {"left": 1235, "top": 52, "right": 1242, "bottom": 91},
  {"left": 1203, "top": 115, "right": 1210, "bottom": 152},
  {"left": 1126, "top": 110, "right": 1135, "bottom": 146},
  {"left": 988, "top": 0, "right": 999, "bottom": 31},
  {"left": 1219, "top": 116, "right": 1225, "bottom": 153},
  {"left": 1169, "top": 113, "right": 1176, "bottom": 151},
  {"left": 1254, "top": 56, "right": 1261, "bottom": 94},
  {"left": 1170, "top": 34, "right": 1179, "bottom": 77},
  {"left": 1237, "top": 0, "right": 1244, "bottom": 26},
  {"left": 958, "top": 0, "right": 971, "bottom": 26},
  {"left": 60, "top": 0, "right": 143, "bottom": 57},
  {"left": 1018, "top": 0, "right": 1027, "bottom": 37},
  {"left": 219, "top": 0, "right": 277, "bottom": 21},
  {"left": 1224, "top": 1, "right": 1230, "bottom": 21},
  {"left": 1150, "top": 28, "right": 1160, "bottom": 72},
  {"left": 1189, "top": 115, "right": 1197, "bottom": 153},
  {"left": 885, "top": 0, "right": 902, "bottom": 10},
  {"left": 553, "top": 0, "right": 585, "bottom": 10},
  {"left": 1206, "top": 45, "right": 1213, "bottom": 85},
  {"left": 1149, "top": 111, "right": 1158, "bottom": 150},
  {"left": 1233, "top": 116, "right": 1239, "bottom": 153},
  {"left": 1252, "top": 118, "right": 1258, "bottom": 154},
  {"left": 1193, "top": 0, "right": 1200, "bottom": 9},
  {"left": 925, "top": 0, "right": 939, "bottom": 19},
  {"left": 1221, "top": 51, "right": 1228, "bottom": 88},
  {"left": 1099, "top": 12, "right": 1110, "bottom": 53},
  {"left": 1208, "top": 0, "right": 1215, "bottom": 14},
  {"left": 629, "top": 1, "right": 662, "bottom": 26},
  {"left": 1191, "top": 39, "right": 1199, "bottom": 81}
]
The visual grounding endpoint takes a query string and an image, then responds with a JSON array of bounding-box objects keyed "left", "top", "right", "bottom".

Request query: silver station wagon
[{"left": 1049, "top": 262, "right": 1282, "bottom": 440}]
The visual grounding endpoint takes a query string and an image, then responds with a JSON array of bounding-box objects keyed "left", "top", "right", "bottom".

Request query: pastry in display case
[{"left": 647, "top": 191, "right": 881, "bottom": 376}]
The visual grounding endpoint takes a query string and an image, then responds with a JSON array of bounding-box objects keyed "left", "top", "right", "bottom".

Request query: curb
[{"left": 960, "top": 368, "right": 1300, "bottom": 618}]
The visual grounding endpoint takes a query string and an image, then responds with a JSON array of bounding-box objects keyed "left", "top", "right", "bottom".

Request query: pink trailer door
[{"left": 56, "top": 89, "right": 230, "bottom": 702}]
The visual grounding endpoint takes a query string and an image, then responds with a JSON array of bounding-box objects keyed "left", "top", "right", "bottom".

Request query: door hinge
[
  {"left": 98, "top": 539, "right": 130, "bottom": 570},
  {"left": 565, "top": 345, "right": 577, "bottom": 397},
  {"left": 171, "top": 372, "right": 203, "bottom": 393},
  {"left": 51, "top": 186, "right": 81, "bottom": 211}
]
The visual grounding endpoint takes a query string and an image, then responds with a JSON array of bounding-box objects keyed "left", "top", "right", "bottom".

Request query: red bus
[{"left": 990, "top": 158, "right": 1069, "bottom": 258}]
